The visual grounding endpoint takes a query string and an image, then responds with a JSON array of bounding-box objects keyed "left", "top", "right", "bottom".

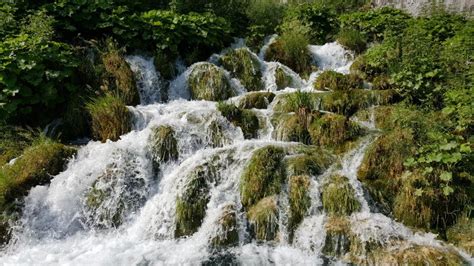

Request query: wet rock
[
  {"left": 188, "top": 63, "right": 234, "bottom": 101},
  {"left": 220, "top": 48, "right": 264, "bottom": 91},
  {"left": 288, "top": 175, "right": 311, "bottom": 242},
  {"left": 323, "top": 216, "right": 351, "bottom": 258},
  {"left": 148, "top": 125, "right": 179, "bottom": 172},
  {"left": 247, "top": 196, "right": 279, "bottom": 241},
  {"left": 217, "top": 102, "right": 260, "bottom": 139},
  {"left": 210, "top": 204, "right": 239, "bottom": 248},
  {"left": 238, "top": 92, "right": 275, "bottom": 109}
]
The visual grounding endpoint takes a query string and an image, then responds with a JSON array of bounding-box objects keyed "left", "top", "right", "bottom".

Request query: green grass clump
[
  {"left": 220, "top": 48, "right": 264, "bottom": 91},
  {"left": 265, "top": 20, "right": 314, "bottom": 77},
  {"left": 175, "top": 165, "right": 214, "bottom": 237},
  {"left": 149, "top": 125, "right": 179, "bottom": 171},
  {"left": 275, "top": 66, "right": 294, "bottom": 90},
  {"left": 336, "top": 28, "right": 367, "bottom": 54},
  {"left": 217, "top": 102, "right": 260, "bottom": 139},
  {"left": 322, "top": 175, "right": 361, "bottom": 216},
  {"left": 273, "top": 114, "right": 311, "bottom": 144},
  {"left": 247, "top": 196, "right": 279, "bottom": 241},
  {"left": 0, "top": 126, "right": 34, "bottom": 166},
  {"left": 323, "top": 216, "right": 351, "bottom": 258},
  {"left": 0, "top": 136, "right": 76, "bottom": 209},
  {"left": 314, "top": 70, "right": 362, "bottom": 91},
  {"left": 211, "top": 204, "right": 239, "bottom": 248},
  {"left": 86, "top": 94, "right": 131, "bottom": 142},
  {"left": 188, "top": 63, "right": 234, "bottom": 101},
  {"left": 240, "top": 146, "right": 285, "bottom": 208},
  {"left": 309, "top": 113, "right": 362, "bottom": 148},
  {"left": 288, "top": 175, "right": 311, "bottom": 242},
  {"left": 238, "top": 92, "right": 275, "bottom": 109},
  {"left": 447, "top": 216, "right": 474, "bottom": 255},
  {"left": 285, "top": 152, "right": 331, "bottom": 177}
]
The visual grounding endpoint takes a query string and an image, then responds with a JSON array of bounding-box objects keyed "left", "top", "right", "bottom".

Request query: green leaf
[
  {"left": 440, "top": 172, "right": 452, "bottom": 182},
  {"left": 442, "top": 185, "right": 454, "bottom": 196}
]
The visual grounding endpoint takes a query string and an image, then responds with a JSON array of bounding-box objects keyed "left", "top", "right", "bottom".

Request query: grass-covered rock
[
  {"left": 86, "top": 94, "right": 132, "bottom": 142},
  {"left": 273, "top": 113, "right": 311, "bottom": 144},
  {"left": 211, "top": 204, "right": 239, "bottom": 248},
  {"left": 217, "top": 102, "right": 260, "bottom": 139},
  {"left": 220, "top": 48, "right": 263, "bottom": 91},
  {"left": 322, "top": 175, "right": 360, "bottom": 216},
  {"left": 207, "top": 120, "right": 227, "bottom": 148},
  {"left": 247, "top": 196, "right": 279, "bottom": 241},
  {"left": 314, "top": 71, "right": 362, "bottom": 91},
  {"left": 148, "top": 125, "right": 179, "bottom": 171},
  {"left": 0, "top": 126, "right": 34, "bottom": 166},
  {"left": 336, "top": 29, "right": 367, "bottom": 54},
  {"left": 275, "top": 66, "right": 295, "bottom": 90},
  {"left": 0, "top": 136, "right": 76, "bottom": 209},
  {"left": 447, "top": 216, "right": 474, "bottom": 255},
  {"left": 188, "top": 63, "right": 234, "bottom": 101},
  {"left": 238, "top": 92, "right": 275, "bottom": 109},
  {"left": 288, "top": 175, "right": 311, "bottom": 242},
  {"left": 175, "top": 165, "right": 215, "bottom": 237},
  {"left": 308, "top": 113, "right": 362, "bottom": 148},
  {"left": 240, "top": 146, "right": 285, "bottom": 208},
  {"left": 323, "top": 216, "right": 351, "bottom": 258},
  {"left": 285, "top": 152, "right": 331, "bottom": 177}
]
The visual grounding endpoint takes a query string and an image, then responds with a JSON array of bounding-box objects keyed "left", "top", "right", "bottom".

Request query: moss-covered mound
[
  {"left": 273, "top": 113, "right": 311, "bottom": 144},
  {"left": 271, "top": 92, "right": 320, "bottom": 113},
  {"left": 308, "top": 113, "right": 362, "bottom": 149},
  {"left": 101, "top": 46, "right": 139, "bottom": 105},
  {"left": 247, "top": 196, "right": 279, "bottom": 241},
  {"left": 0, "top": 125, "right": 34, "bottom": 166},
  {"left": 238, "top": 92, "right": 275, "bottom": 109},
  {"left": 288, "top": 175, "right": 311, "bottom": 242},
  {"left": 447, "top": 216, "right": 474, "bottom": 255},
  {"left": 217, "top": 102, "right": 260, "bottom": 139},
  {"left": 175, "top": 165, "right": 215, "bottom": 237},
  {"left": 285, "top": 152, "right": 331, "bottom": 177},
  {"left": 207, "top": 120, "right": 227, "bottom": 148},
  {"left": 86, "top": 94, "right": 132, "bottom": 142},
  {"left": 220, "top": 48, "right": 263, "bottom": 91},
  {"left": 322, "top": 175, "right": 360, "bottom": 216},
  {"left": 148, "top": 125, "right": 179, "bottom": 171},
  {"left": 314, "top": 71, "right": 362, "bottom": 91},
  {"left": 240, "top": 146, "right": 285, "bottom": 208},
  {"left": 211, "top": 204, "right": 239, "bottom": 248},
  {"left": 323, "top": 216, "right": 351, "bottom": 258},
  {"left": 0, "top": 137, "right": 76, "bottom": 210},
  {"left": 264, "top": 39, "right": 313, "bottom": 78},
  {"left": 275, "top": 66, "right": 294, "bottom": 90},
  {"left": 188, "top": 63, "right": 234, "bottom": 101}
]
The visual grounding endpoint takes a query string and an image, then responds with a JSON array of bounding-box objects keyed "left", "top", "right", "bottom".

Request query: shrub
[
  {"left": 86, "top": 94, "right": 132, "bottom": 142},
  {"left": 336, "top": 28, "right": 367, "bottom": 54},
  {"left": 245, "top": 0, "right": 286, "bottom": 50}
]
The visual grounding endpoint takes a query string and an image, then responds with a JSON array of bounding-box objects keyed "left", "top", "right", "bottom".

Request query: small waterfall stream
[{"left": 1, "top": 40, "right": 471, "bottom": 265}]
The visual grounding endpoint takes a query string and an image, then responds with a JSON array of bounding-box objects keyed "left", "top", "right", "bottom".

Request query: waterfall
[{"left": 1, "top": 40, "right": 472, "bottom": 266}]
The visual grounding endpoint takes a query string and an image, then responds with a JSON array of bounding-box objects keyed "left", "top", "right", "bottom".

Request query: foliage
[
  {"left": 336, "top": 28, "right": 367, "bottom": 54},
  {"left": 0, "top": 125, "right": 34, "bottom": 166},
  {"left": 245, "top": 0, "right": 286, "bottom": 50},
  {"left": 86, "top": 94, "right": 131, "bottom": 142}
]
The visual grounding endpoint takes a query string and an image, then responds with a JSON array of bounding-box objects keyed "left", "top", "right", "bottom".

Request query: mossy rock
[
  {"left": 84, "top": 151, "right": 147, "bottom": 228},
  {"left": 349, "top": 54, "right": 384, "bottom": 82},
  {"left": 220, "top": 48, "right": 263, "bottom": 91},
  {"left": 285, "top": 153, "right": 330, "bottom": 177},
  {"left": 86, "top": 94, "right": 132, "bottom": 142},
  {"left": 0, "top": 214, "right": 12, "bottom": 246},
  {"left": 264, "top": 39, "right": 313, "bottom": 78},
  {"left": 271, "top": 92, "right": 322, "bottom": 113},
  {"left": 175, "top": 165, "right": 215, "bottom": 237},
  {"left": 322, "top": 175, "right": 361, "bottom": 216},
  {"left": 0, "top": 137, "right": 76, "bottom": 209},
  {"left": 207, "top": 120, "right": 227, "bottom": 148},
  {"left": 148, "top": 125, "right": 179, "bottom": 172},
  {"left": 308, "top": 113, "right": 362, "bottom": 148},
  {"left": 275, "top": 66, "right": 294, "bottom": 90},
  {"left": 314, "top": 71, "right": 362, "bottom": 91},
  {"left": 154, "top": 52, "right": 176, "bottom": 80},
  {"left": 102, "top": 49, "right": 139, "bottom": 105},
  {"left": 240, "top": 146, "right": 285, "bottom": 208},
  {"left": 447, "top": 216, "right": 474, "bottom": 255},
  {"left": 210, "top": 204, "right": 239, "bottom": 248},
  {"left": 0, "top": 125, "right": 34, "bottom": 166},
  {"left": 238, "top": 92, "right": 275, "bottom": 109},
  {"left": 288, "top": 175, "right": 311, "bottom": 242},
  {"left": 247, "top": 196, "right": 279, "bottom": 241},
  {"left": 272, "top": 113, "right": 311, "bottom": 144},
  {"left": 188, "top": 63, "right": 234, "bottom": 101},
  {"left": 217, "top": 102, "right": 260, "bottom": 139},
  {"left": 323, "top": 216, "right": 351, "bottom": 258}
]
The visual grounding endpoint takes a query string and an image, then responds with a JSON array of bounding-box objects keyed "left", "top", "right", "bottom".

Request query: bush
[
  {"left": 86, "top": 94, "right": 132, "bottom": 142},
  {"left": 245, "top": 0, "right": 286, "bottom": 50},
  {"left": 265, "top": 19, "right": 313, "bottom": 77},
  {"left": 336, "top": 28, "right": 367, "bottom": 54}
]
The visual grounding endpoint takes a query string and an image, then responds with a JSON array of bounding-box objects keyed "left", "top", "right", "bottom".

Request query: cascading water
[{"left": 1, "top": 39, "right": 472, "bottom": 266}]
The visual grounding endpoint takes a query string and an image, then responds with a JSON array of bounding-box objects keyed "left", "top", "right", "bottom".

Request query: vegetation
[
  {"left": 247, "top": 196, "right": 279, "bottom": 241},
  {"left": 148, "top": 125, "right": 179, "bottom": 172},
  {"left": 217, "top": 102, "right": 260, "bottom": 139},
  {"left": 321, "top": 175, "right": 361, "bottom": 216},
  {"left": 220, "top": 48, "right": 263, "bottom": 91},
  {"left": 238, "top": 92, "right": 275, "bottom": 109},
  {"left": 288, "top": 175, "right": 311, "bottom": 242},
  {"left": 188, "top": 63, "right": 234, "bottom": 101}
]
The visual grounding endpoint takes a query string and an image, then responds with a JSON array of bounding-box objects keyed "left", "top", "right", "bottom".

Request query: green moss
[
  {"left": 207, "top": 120, "right": 227, "bottom": 148},
  {"left": 288, "top": 175, "right": 311, "bottom": 242},
  {"left": 154, "top": 52, "right": 176, "bottom": 80},
  {"left": 275, "top": 66, "right": 294, "bottom": 90},
  {"left": 314, "top": 71, "right": 362, "bottom": 91},
  {"left": 240, "top": 146, "right": 285, "bottom": 208},
  {"left": 220, "top": 48, "right": 263, "bottom": 91},
  {"left": 101, "top": 42, "right": 139, "bottom": 105},
  {"left": 372, "top": 75, "right": 392, "bottom": 90},
  {"left": 273, "top": 114, "right": 311, "bottom": 144},
  {"left": 238, "top": 92, "right": 275, "bottom": 109},
  {"left": 0, "top": 136, "right": 76, "bottom": 209},
  {"left": 188, "top": 63, "right": 234, "bottom": 101},
  {"left": 264, "top": 38, "right": 314, "bottom": 78},
  {"left": 149, "top": 125, "right": 178, "bottom": 171},
  {"left": 447, "top": 216, "right": 474, "bottom": 255},
  {"left": 217, "top": 102, "right": 260, "bottom": 139},
  {"left": 0, "top": 125, "right": 34, "bottom": 166},
  {"left": 175, "top": 165, "right": 215, "bottom": 237},
  {"left": 322, "top": 175, "right": 361, "bottom": 216},
  {"left": 211, "top": 204, "right": 239, "bottom": 248},
  {"left": 337, "top": 29, "right": 367, "bottom": 54},
  {"left": 86, "top": 94, "right": 132, "bottom": 142},
  {"left": 247, "top": 196, "right": 279, "bottom": 241},
  {"left": 323, "top": 216, "right": 351, "bottom": 258},
  {"left": 285, "top": 150, "right": 333, "bottom": 177},
  {"left": 308, "top": 113, "right": 362, "bottom": 148}
]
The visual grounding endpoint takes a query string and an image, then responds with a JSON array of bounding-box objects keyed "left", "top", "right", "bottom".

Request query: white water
[{"left": 1, "top": 39, "right": 472, "bottom": 266}]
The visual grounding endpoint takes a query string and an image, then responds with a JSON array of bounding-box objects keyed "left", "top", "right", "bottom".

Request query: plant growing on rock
[
  {"left": 247, "top": 196, "right": 279, "bottom": 241},
  {"left": 188, "top": 63, "right": 234, "bottom": 101},
  {"left": 322, "top": 175, "right": 361, "bottom": 216},
  {"left": 148, "top": 125, "right": 179, "bottom": 172},
  {"left": 217, "top": 102, "right": 260, "bottom": 139},
  {"left": 210, "top": 204, "right": 239, "bottom": 248},
  {"left": 288, "top": 175, "right": 311, "bottom": 242},
  {"left": 220, "top": 48, "right": 263, "bottom": 91},
  {"left": 238, "top": 92, "right": 275, "bottom": 109},
  {"left": 336, "top": 28, "right": 367, "bottom": 54}
]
